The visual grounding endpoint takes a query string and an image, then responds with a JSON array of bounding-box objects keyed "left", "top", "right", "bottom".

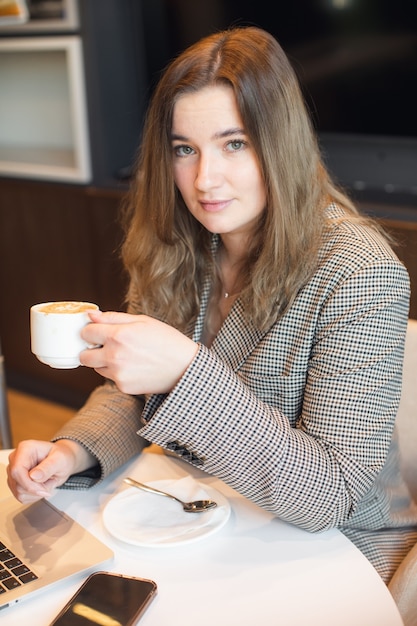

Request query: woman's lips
[{"left": 199, "top": 199, "right": 232, "bottom": 212}]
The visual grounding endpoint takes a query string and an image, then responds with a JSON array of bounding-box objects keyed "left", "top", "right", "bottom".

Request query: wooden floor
[
  {"left": 4, "top": 388, "right": 164, "bottom": 455},
  {"left": 5, "top": 388, "right": 76, "bottom": 448}
]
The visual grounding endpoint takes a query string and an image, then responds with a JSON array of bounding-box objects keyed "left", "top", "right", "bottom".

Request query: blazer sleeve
[{"left": 52, "top": 381, "right": 149, "bottom": 488}]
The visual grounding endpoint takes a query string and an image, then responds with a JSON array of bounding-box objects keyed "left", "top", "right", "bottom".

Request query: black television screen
[{"left": 137, "top": 0, "right": 417, "bottom": 202}]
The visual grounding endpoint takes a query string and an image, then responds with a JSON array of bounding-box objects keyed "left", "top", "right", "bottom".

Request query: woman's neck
[
  {"left": 218, "top": 245, "right": 243, "bottom": 300},
  {"left": 219, "top": 233, "right": 248, "bottom": 268},
  {"left": 200, "top": 240, "right": 244, "bottom": 347}
]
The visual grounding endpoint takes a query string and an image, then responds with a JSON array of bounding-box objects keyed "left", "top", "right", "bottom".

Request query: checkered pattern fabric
[{"left": 55, "top": 204, "right": 417, "bottom": 582}]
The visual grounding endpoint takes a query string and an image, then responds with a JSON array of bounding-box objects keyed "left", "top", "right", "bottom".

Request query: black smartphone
[{"left": 49, "top": 571, "right": 157, "bottom": 625}]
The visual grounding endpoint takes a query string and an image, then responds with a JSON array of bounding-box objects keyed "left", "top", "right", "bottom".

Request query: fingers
[
  {"left": 7, "top": 441, "right": 56, "bottom": 502},
  {"left": 87, "top": 310, "right": 137, "bottom": 325},
  {"left": 81, "top": 311, "right": 139, "bottom": 362},
  {"left": 7, "top": 440, "right": 75, "bottom": 503},
  {"left": 79, "top": 313, "right": 198, "bottom": 394}
]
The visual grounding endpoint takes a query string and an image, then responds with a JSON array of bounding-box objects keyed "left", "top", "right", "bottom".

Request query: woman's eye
[
  {"left": 174, "top": 145, "right": 194, "bottom": 157},
  {"left": 226, "top": 139, "right": 246, "bottom": 152}
]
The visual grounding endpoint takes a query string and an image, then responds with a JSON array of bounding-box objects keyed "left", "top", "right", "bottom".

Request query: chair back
[
  {"left": 395, "top": 319, "right": 417, "bottom": 502},
  {"left": 388, "top": 319, "right": 417, "bottom": 626}
]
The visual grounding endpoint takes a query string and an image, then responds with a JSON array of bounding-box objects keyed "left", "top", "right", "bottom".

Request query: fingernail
[
  {"left": 29, "top": 469, "right": 43, "bottom": 481},
  {"left": 36, "top": 490, "right": 51, "bottom": 498}
]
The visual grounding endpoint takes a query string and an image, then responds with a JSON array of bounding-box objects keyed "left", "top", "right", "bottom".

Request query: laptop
[{"left": 0, "top": 463, "right": 113, "bottom": 610}]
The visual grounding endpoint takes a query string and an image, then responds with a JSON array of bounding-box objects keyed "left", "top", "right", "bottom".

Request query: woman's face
[{"left": 171, "top": 84, "right": 266, "bottom": 247}]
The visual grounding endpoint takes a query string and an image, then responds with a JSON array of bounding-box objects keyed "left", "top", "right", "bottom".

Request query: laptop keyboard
[{"left": 0, "top": 541, "right": 38, "bottom": 595}]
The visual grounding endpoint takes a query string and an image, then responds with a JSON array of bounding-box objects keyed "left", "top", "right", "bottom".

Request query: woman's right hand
[{"left": 7, "top": 439, "right": 95, "bottom": 503}]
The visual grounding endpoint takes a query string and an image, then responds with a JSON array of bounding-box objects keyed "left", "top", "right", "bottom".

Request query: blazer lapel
[
  {"left": 193, "top": 286, "right": 266, "bottom": 372},
  {"left": 211, "top": 300, "right": 265, "bottom": 371}
]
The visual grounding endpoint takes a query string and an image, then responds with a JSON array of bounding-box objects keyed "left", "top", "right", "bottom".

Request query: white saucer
[{"left": 102, "top": 478, "right": 231, "bottom": 547}]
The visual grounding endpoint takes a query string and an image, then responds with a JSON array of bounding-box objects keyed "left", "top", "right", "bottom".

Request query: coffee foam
[{"left": 38, "top": 301, "right": 98, "bottom": 314}]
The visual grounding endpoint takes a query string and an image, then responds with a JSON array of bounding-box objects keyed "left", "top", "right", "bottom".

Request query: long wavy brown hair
[{"left": 121, "top": 26, "right": 381, "bottom": 333}]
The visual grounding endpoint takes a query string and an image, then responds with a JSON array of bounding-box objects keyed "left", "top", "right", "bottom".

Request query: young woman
[{"left": 8, "top": 26, "right": 417, "bottom": 583}]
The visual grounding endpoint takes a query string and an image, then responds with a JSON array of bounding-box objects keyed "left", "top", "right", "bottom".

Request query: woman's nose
[{"left": 194, "top": 153, "right": 222, "bottom": 190}]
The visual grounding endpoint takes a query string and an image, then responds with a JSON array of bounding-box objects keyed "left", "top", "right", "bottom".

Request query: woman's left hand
[{"left": 80, "top": 311, "right": 199, "bottom": 395}]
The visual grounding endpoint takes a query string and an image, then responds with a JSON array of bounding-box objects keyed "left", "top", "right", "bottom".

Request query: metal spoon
[{"left": 123, "top": 477, "right": 217, "bottom": 513}]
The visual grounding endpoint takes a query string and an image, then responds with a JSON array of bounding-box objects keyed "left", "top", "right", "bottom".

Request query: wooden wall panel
[{"left": 0, "top": 179, "right": 128, "bottom": 407}]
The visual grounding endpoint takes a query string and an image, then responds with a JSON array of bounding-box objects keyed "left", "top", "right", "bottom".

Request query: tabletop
[{"left": 0, "top": 447, "right": 403, "bottom": 626}]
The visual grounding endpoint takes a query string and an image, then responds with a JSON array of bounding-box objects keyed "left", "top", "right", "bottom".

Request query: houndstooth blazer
[{"left": 56, "top": 204, "right": 417, "bottom": 582}]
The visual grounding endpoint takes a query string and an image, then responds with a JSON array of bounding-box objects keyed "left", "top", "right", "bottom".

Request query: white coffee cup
[{"left": 30, "top": 301, "right": 99, "bottom": 369}]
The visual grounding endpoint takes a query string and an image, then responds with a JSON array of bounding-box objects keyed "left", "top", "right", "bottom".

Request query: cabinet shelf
[{"left": 0, "top": 36, "right": 90, "bottom": 182}]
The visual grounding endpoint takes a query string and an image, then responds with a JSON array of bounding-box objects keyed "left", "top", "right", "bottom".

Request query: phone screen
[{"left": 50, "top": 572, "right": 157, "bottom": 625}]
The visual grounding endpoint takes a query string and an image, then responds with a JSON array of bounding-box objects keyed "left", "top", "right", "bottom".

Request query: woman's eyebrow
[
  {"left": 171, "top": 127, "right": 246, "bottom": 142},
  {"left": 213, "top": 127, "right": 245, "bottom": 139},
  {"left": 170, "top": 132, "right": 188, "bottom": 142}
]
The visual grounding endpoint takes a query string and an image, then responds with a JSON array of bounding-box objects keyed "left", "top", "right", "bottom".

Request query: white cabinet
[{"left": 0, "top": 36, "right": 90, "bottom": 182}]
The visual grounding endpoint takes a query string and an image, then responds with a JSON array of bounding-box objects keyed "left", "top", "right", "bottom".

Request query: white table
[{"left": 0, "top": 448, "right": 403, "bottom": 626}]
